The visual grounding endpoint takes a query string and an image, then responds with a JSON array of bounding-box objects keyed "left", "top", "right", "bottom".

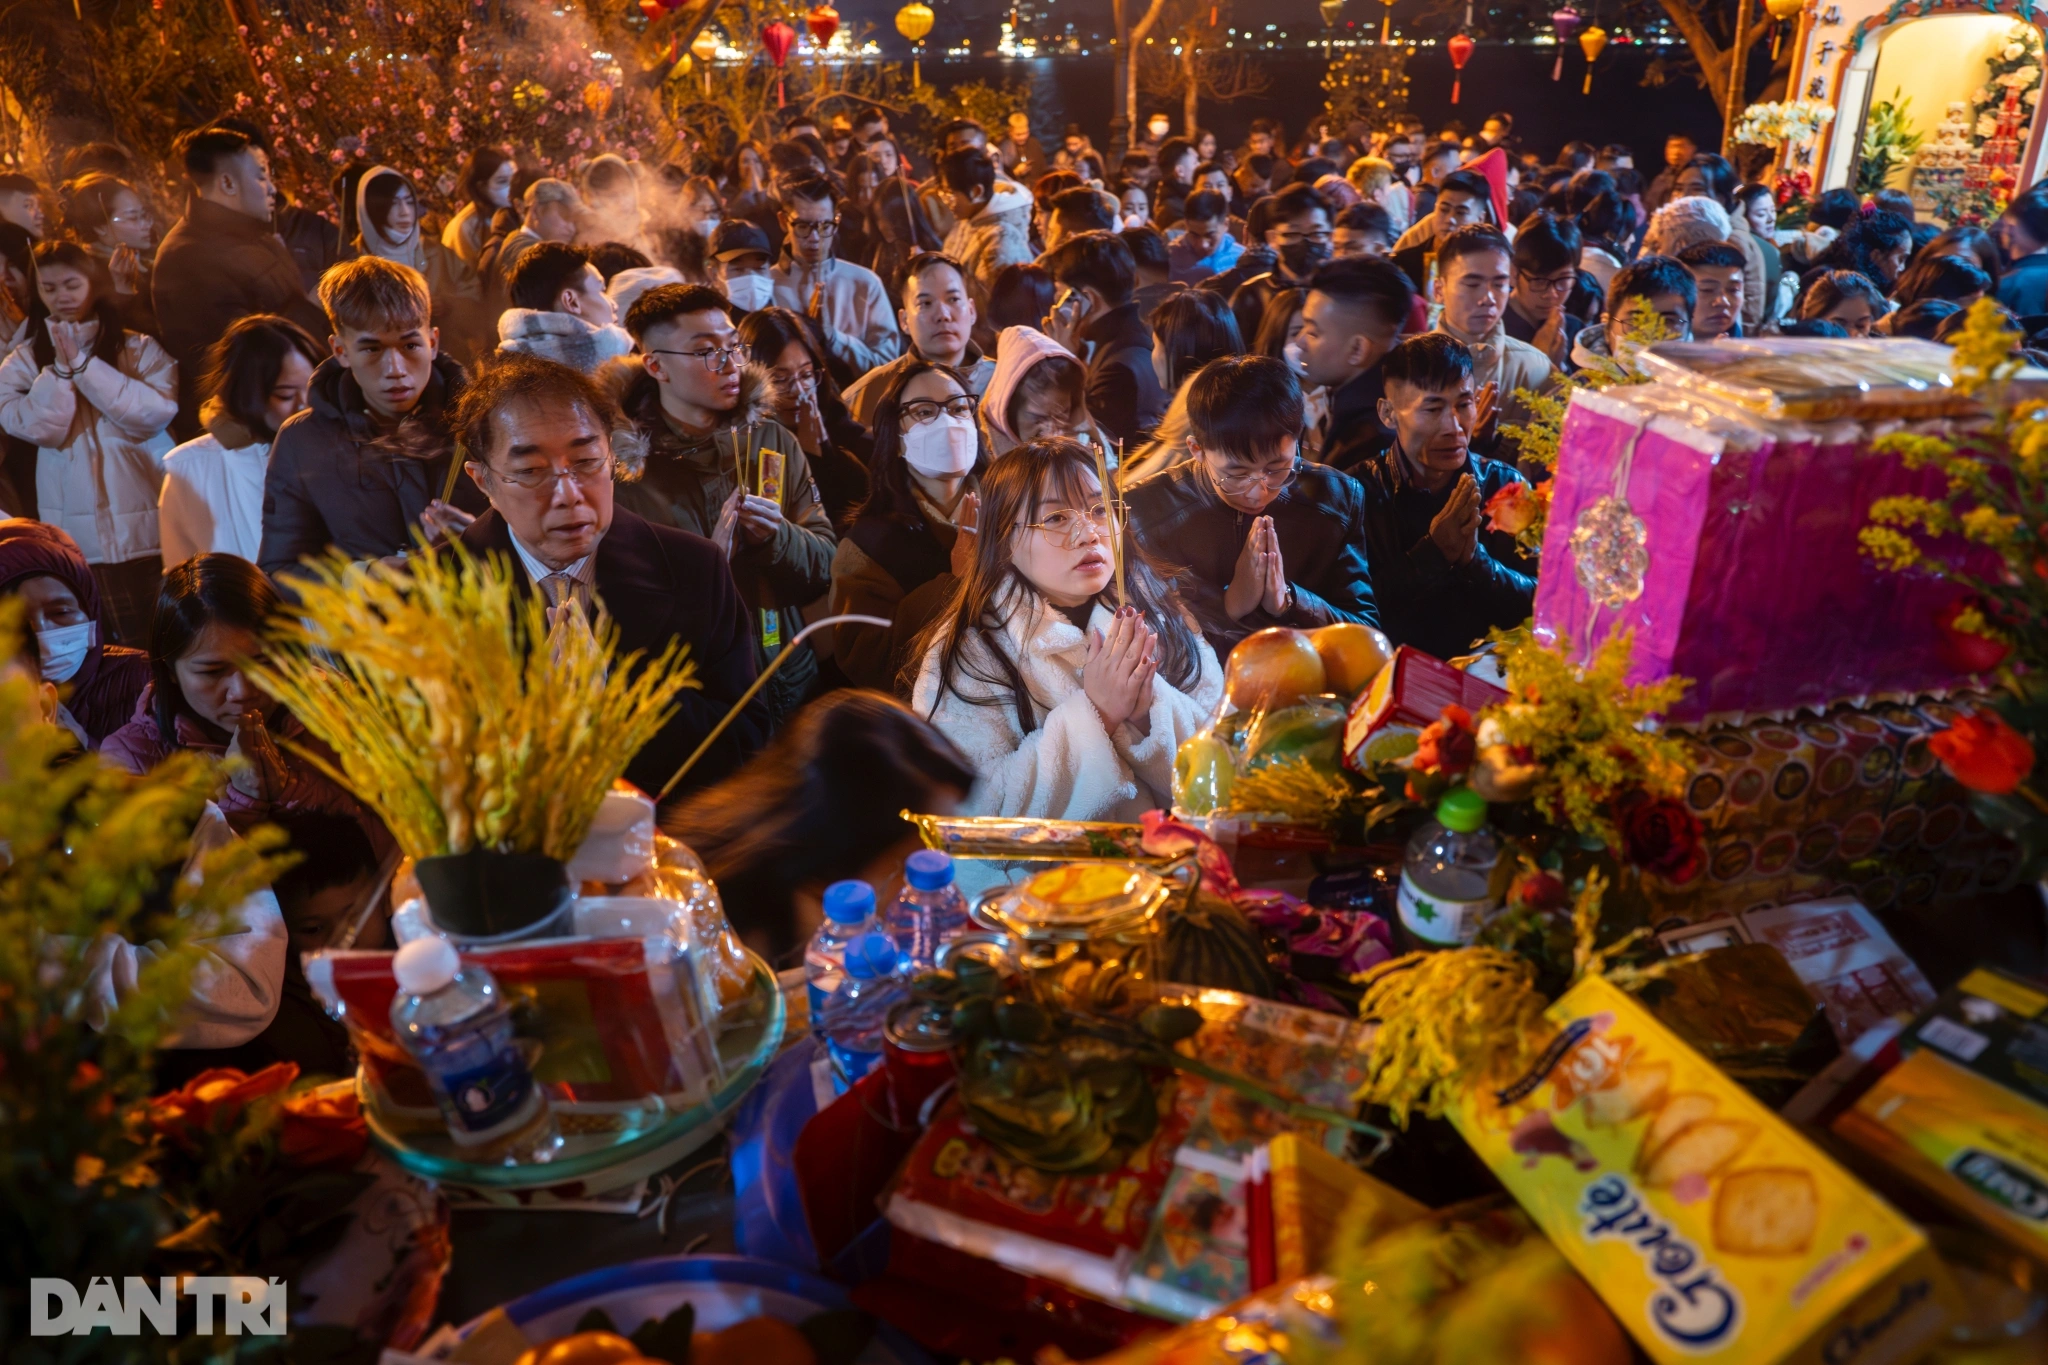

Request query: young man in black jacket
[
  {"left": 259, "top": 257, "right": 484, "bottom": 580},
  {"left": 1124, "top": 356, "right": 1379, "bottom": 658},
  {"left": 1295, "top": 256, "right": 1412, "bottom": 476},
  {"left": 1354, "top": 334, "right": 1534, "bottom": 661},
  {"left": 451, "top": 352, "right": 769, "bottom": 802},
  {"left": 1042, "top": 230, "right": 1169, "bottom": 450}
]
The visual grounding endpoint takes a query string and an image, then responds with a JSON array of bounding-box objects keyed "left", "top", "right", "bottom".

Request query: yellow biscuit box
[{"left": 1450, "top": 975, "right": 1956, "bottom": 1365}]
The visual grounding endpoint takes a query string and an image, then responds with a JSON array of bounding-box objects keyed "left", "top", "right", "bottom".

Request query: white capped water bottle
[
  {"left": 805, "top": 879, "right": 877, "bottom": 1017},
  {"left": 887, "top": 849, "right": 971, "bottom": 971},
  {"left": 818, "top": 932, "right": 907, "bottom": 1090},
  {"left": 389, "top": 937, "right": 562, "bottom": 1165},
  {"left": 1397, "top": 788, "right": 1508, "bottom": 950}
]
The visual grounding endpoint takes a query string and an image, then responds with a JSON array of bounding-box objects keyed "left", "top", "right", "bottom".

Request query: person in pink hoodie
[{"left": 977, "top": 325, "right": 1111, "bottom": 456}]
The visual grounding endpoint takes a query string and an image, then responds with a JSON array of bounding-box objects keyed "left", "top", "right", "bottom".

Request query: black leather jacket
[
  {"left": 1353, "top": 446, "right": 1537, "bottom": 661},
  {"left": 1124, "top": 458, "right": 1380, "bottom": 658}
]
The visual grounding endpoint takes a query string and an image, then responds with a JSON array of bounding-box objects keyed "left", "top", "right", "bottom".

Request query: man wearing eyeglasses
[
  {"left": 1125, "top": 356, "right": 1379, "bottom": 657},
  {"left": 1502, "top": 213, "right": 1587, "bottom": 370},
  {"left": 615, "top": 283, "right": 837, "bottom": 729},
  {"left": 451, "top": 351, "right": 768, "bottom": 801},
  {"left": 768, "top": 176, "right": 901, "bottom": 381}
]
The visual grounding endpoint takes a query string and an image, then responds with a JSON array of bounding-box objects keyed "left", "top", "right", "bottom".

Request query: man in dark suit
[{"left": 451, "top": 351, "right": 770, "bottom": 803}]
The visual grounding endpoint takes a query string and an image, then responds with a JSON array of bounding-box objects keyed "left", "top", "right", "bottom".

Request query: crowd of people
[{"left": 7, "top": 98, "right": 2043, "bottom": 1075}]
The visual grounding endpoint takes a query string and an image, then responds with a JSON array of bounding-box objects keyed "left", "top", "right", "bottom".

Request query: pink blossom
[{"left": 489, "top": 80, "right": 503, "bottom": 92}]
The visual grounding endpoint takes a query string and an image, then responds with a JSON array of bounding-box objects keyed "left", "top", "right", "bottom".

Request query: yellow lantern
[
  {"left": 1764, "top": 0, "right": 1804, "bottom": 57},
  {"left": 690, "top": 27, "right": 720, "bottom": 62},
  {"left": 897, "top": 1, "right": 935, "bottom": 85},
  {"left": 1578, "top": 25, "right": 1607, "bottom": 94},
  {"left": 583, "top": 80, "right": 614, "bottom": 118}
]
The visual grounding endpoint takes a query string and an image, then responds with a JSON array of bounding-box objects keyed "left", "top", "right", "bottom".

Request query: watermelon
[{"left": 1163, "top": 892, "right": 1277, "bottom": 998}]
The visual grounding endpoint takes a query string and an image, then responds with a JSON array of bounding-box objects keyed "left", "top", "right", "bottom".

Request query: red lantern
[
  {"left": 1447, "top": 32, "right": 1475, "bottom": 105},
  {"left": 762, "top": 20, "right": 796, "bottom": 106},
  {"left": 638, "top": 0, "right": 662, "bottom": 18},
  {"left": 806, "top": 4, "right": 840, "bottom": 47}
]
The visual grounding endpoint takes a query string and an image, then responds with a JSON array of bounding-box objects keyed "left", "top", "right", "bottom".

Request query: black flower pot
[{"left": 414, "top": 849, "right": 572, "bottom": 940}]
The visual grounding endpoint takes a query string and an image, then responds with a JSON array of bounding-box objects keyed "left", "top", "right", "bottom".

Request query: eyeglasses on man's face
[
  {"left": 900, "top": 395, "right": 977, "bottom": 426},
  {"left": 786, "top": 216, "right": 840, "bottom": 238},
  {"left": 1212, "top": 458, "right": 1301, "bottom": 496},
  {"left": 1272, "top": 227, "right": 1332, "bottom": 247},
  {"left": 649, "top": 344, "right": 744, "bottom": 374},
  {"left": 488, "top": 451, "right": 614, "bottom": 492},
  {"left": 1019, "top": 502, "right": 1113, "bottom": 549},
  {"left": 1517, "top": 269, "right": 1577, "bottom": 297}
]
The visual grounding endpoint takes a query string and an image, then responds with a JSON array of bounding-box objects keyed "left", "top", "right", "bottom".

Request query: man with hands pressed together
[
  {"left": 768, "top": 175, "right": 901, "bottom": 382},
  {"left": 1124, "top": 355, "right": 1378, "bottom": 658},
  {"left": 453, "top": 352, "right": 767, "bottom": 801},
  {"left": 1354, "top": 334, "right": 1534, "bottom": 661},
  {"left": 614, "top": 283, "right": 836, "bottom": 728},
  {"left": 259, "top": 257, "right": 486, "bottom": 581}
]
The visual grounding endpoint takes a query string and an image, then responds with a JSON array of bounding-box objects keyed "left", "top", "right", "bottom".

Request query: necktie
[{"left": 540, "top": 573, "right": 572, "bottom": 609}]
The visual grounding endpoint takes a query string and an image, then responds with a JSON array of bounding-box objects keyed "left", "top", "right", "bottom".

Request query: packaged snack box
[
  {"left": 1342, "top": 645, "right": 1507, "bottom": 772},
  {"left": 1451, "top": 974, "right": 1954, "bottom": 1365},
  {"left": 1833, "top": 966, "right": 2048, "bottom": 1259}
]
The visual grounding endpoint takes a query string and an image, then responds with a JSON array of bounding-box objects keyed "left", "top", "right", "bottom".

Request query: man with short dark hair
[
  {"left": 939, "top": 147, "right": 1034, "bottom": 288},
  {"left": 1333, "top": 202, "right": 1394, "bottom": 259},
  {"left": 994, "top": 111, "right": 1047, "bottom": 180},
  {"left": 1167, "top": 190, "right": 1243, "bottom": 285},
  {"left": 1125, "top": 355, "right": 1378, "bottom": 657},
  {"left": 768, "top": 176, "right": 900, "bottom": 377},
  {"left": 497, "top": 241, "right": 634, "bottom": 372},
  {"left": 1997, "top": 189, "right": 2048, "bottom": 317},
  {"left": 1226, "top": 183, "right": 1334, "bottom": 344},
  {"left": 1428, "top": 225, "right": 1552, "bottom": 435},
  {"left": 1297, "top": 257, "right": 1413, "bottom": 475},
  {"left": 1506, "top": 211, "right": 1586, "bottom": 366},
  {"left": 0, "top": 172, "right": 45, "bottom": 238},
  {"left": 920, "top": 118, "right": 993, "bottom": 241},
  {"left": 1120, "top": 224, "right": 1179, "bottom": 319},
  {"left": 1676, "top": 240, "right": 1746, "bottom": 340},
  {"left": 841, "top": 255, "right": 996, "bottom": 426},
  {"left": 1646, "top": 133, "right": 1700, "bottom": 212},
  {"left": 153, "top": 124, "right": 328, "bottom": 432},
  {"left": 453, "top": 351, "right": 767, "bottom": 800},
  {"left": 617, "top": 284, "right": 836, "bottom": 727},
  {"left": 1571, "top": 254, "right": 1696, "bottom": 371},
  {"left": 1044, "top": 185, "right": 1118, "bottom": 254},
  {"left": 1355, "top": 333, "right": 1534, "bottom": 660},
  {"left": 1392, "top": 167, "right": 1493, "bottom": 292},
  {"left": 1043, "top": 231, "right": 1171, "bottom": 447}
]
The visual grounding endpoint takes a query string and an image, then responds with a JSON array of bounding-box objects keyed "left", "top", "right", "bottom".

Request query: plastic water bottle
[
  {"left": 887, "top": 850, "right": 972, "bottom": 971},
  {"left": 1397, "top": 788, "right": 1506, "bottom": 951},
  {"left": 818, "top": 933, "right": 908, "bottom": 1089},
  {"left": 389, "top": 937, "right": 562, "bottom": 1164},
  {"left": 805, "top": 879, "right": 878, "bottom": 1017}
]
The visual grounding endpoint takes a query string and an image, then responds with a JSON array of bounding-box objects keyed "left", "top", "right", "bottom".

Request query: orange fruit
[
  {"left": 521, "top": 1331, "right": 646, "bottom": 1365},
  {"left": 692, "top": 1317, "right": 817, "bottom": 1365},
  {"left": 1223, "top": 627, "right": 1327, "bottom": 710},
  {"left": 1308, "top": 622, "right": 1394, "bottom": 697}
]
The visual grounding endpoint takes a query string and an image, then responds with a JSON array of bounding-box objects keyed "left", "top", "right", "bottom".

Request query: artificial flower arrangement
[
  {"left": 1731, "top": 98, "right": 1837, "bottom": 151},
  {"left": 1862, "top": 298, "right": 2048, "bottom": 874}
]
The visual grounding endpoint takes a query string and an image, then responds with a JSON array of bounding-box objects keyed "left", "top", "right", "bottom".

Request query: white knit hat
[{"left": 1642, "top": 195, "right": 1734, "bottom": 258}]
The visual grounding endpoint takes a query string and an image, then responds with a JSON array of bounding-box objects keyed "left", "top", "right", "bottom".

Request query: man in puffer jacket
[
  {"left": 612, "top": 283, "right": 837, "bottom": 730},
  {"left": 258, "top": 259, "right": 486, "bottom": 580},
  {"left": 937, "top": 149, "right": 1035, "bottom": 290}
]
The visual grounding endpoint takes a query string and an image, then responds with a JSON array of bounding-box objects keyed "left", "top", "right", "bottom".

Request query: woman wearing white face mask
[
  {"left": 0, "top": 517, "right": 150, "bottom": 750},
  {"left": 830, "top": 362, "right": 987, "bottom": 693}
]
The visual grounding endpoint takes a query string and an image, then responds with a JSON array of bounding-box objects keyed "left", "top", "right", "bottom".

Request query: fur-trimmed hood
[{"left": 601, "top": 353, "right": 776, "bottom": 481}]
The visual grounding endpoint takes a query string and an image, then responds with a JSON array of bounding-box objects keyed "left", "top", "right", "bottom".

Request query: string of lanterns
[{"left": 1443, "top": 5, "right": 1612, "bottom": 101}]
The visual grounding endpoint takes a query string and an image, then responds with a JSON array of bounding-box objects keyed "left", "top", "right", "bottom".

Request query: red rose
[
  {"left": 148, "top": 1063, "right": 299, "bottom": 1150},
  {"left": 1509, "top": 870, "right": 1569, "bottom": 914},
  {"left": 1484, "top": 481, "right": 1540, "bottom": 536},
  {"left": 1935, "top": 597, "right": 2013, "bottom": 674},
  {"left": 1618, "top": 795, "right": 1705, "bottom": 884},
  {"left": 279, "top": 1081, "right": 369, "bottom": 1170},
  {"left": 1929, "top": 710, "right": 2036, "bottom": 795},
  {"left": 1413, "top": 705, "right": 1477, "bottom": 776}
]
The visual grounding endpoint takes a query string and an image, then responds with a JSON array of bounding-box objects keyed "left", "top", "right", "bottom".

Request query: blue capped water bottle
[
  {"left": 817, "top": 932, "right": 907, "bottom": 1090},
  {"left": 804, "top": 879, "right": 877, "bottom": 1017},
  {"left": 887, "top": 849, "right": 972, "bottom": 971}
]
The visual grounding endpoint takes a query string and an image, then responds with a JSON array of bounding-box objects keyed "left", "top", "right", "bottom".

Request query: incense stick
[
  {"left": 1090, "top": 436, "right": 1125, "bottom": 612},
  {"left": 1114, "top": 438, "right": 1128, "bottom": 610},
  {"left": 440, "top": 441, "right": 464, "bottom": 504}
]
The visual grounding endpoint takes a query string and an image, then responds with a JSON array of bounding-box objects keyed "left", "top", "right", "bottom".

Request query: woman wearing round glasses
[
  {"left": 908, "top": 437, "right": 1220, "bottom": 829},
  {"left": 831, "top": 361, "right": 986, "bottom": 692},
  {"left": 60, "top": 172, "right": 158, "bottom": 336}
]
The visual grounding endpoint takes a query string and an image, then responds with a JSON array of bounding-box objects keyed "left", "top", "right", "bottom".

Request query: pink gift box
[{"left": 1533, "top": 389, "right": 1979, "bottom": 724}]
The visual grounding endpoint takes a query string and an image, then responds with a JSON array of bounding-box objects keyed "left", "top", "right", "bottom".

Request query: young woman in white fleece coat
[{"left": 910, "top": 437, "right": 1222, "bottom": 825}]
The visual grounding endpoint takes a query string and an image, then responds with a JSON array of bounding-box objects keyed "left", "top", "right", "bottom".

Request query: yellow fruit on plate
[
  {"left": 1223, "top": 627, "right": 1327, "bottom": 710},
  {"left": 514, "top": 1331, "right": 648, "bottom": 1365},
  {"left": 1308, "top": 622, "right": 1393, "bottom": 696},
  {"left": 692, "top": 1317, "right": 818, "bottom": 1365}
]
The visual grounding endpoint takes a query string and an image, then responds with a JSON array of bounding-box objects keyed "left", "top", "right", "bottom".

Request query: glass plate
[{"left": 361, "top": 950, "right": 786, "bottom": 1195}]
